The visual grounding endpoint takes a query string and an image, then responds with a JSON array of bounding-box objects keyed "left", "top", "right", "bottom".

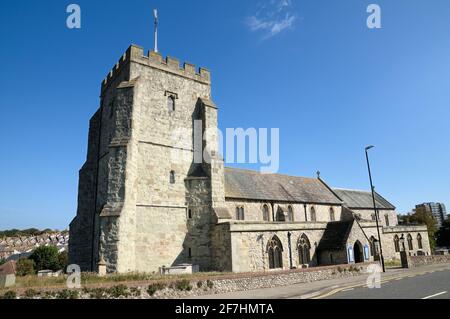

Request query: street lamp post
[{"left": 365, "top": 146, "right": 386, "bottom": 273}]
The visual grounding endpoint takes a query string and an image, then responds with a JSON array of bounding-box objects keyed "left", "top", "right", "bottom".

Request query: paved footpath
[{"left": 190, "top": 263, "right": 450, "bottom": 299}]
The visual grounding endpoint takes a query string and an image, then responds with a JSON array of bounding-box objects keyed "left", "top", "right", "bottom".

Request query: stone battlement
[{"left": 101, "top": 44, "right": 211, "bottom": 93}]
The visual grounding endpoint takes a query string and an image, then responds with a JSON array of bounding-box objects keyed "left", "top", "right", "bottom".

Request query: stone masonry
[{"left": 69, "top": 44, "right": 431, "bottom": 274}]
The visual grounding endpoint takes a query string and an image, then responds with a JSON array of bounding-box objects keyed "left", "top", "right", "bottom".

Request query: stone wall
[
  {"left": 211, "top": 223, "right": 232, "bottom": 272},
  {"left": 351, "top": 209, "right": 399, "bottom": 227},
  {"left": 224, "top": 200, "right": 343, "bottom": 223},
  {"left": 69, "top": 110, "right": 101, "bottom": 271},
  {"left": 127, "top": 46, "right": 216, "bottom": 274},
  {"left": 70, "top": 44, "right": 215, "bottom": 274},
  {"left": 225, "top": 222, "right": 328, "bottom": 272},
  {"left": 143, "top": 263, "right": 375, "bottom": 299},
  {"left": 406, "top": 254, "right": 450, "bottom": 268},
  {"left": 359, "top": 223, "right": 431, "bottom": 261}
]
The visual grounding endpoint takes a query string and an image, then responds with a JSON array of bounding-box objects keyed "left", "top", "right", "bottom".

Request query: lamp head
[{"left": 365, "top": 145, "right": 374, "bottom": 151}]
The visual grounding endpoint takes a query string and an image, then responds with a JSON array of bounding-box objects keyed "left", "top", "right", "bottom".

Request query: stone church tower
[
  {"left": 69, "top": 45, "right": 225, "bottom": 273},
  {"left": 70, "top": 44, "right": 431, "bottom": 275}
]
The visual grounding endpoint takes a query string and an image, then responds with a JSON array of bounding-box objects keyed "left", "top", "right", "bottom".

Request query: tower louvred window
[{"left": 168, "top": 95, "right": 175, "bottom": 112}]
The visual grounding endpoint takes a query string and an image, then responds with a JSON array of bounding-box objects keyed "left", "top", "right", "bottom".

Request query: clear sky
[{"left": 1, "top": 0, "right": 449, "bottom": 230}]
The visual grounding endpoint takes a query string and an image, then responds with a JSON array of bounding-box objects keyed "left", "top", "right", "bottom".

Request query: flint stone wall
[{"left": 406, "top": 254, "right": 450, "bottom": 268}]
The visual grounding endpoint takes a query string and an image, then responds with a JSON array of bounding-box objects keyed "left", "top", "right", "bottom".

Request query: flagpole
[{"left": 153, "top": 9, "right": 158, "bottom": 53}]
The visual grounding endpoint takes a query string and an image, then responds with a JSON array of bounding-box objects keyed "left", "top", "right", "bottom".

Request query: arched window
[
  {"left": 167, "top": 95, "right": 175, "bottom": 112},
  {"left": 298, "top": 234, "right": 311, "bottom": 265},
  {"left": 310, "top": 207, "right": 317, "bottom": 222},
  {"left": 394, "top": 235, "right": 400, "bottom": 253},
  {"left": 276, "top": 208, "right": 285, "bottom": 222},
  {"left": 267, "top": 236, "right": 283, "bottom": 269},
  {"left": 417, "top": 234, "right": 423, "bottom": 250},
  {"left": 236, "top": 207, "right": 245, "bottom": 220},
  {"left": 288, "top": 206, "right": 294, "bottom": 222},
  {"left": 329, "top": 208, "right": 335, "bottom": 221},
  {"left": 407, "top": 234, "right": 413, "bottom": 251},
  {"left": 385, "top": 214, "right": 390, "bottom": 226},
  {"left": 262, "top": 204, "right": 270, "bottom": 222},
  {"left": 371, "top": 214, "right": 377, "bottom": 221},
  {"left": 170, "top": 171, "right": 176, "bottom": 184}
]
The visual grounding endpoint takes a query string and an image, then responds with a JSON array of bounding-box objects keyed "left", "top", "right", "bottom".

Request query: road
[
  {"left": 323, "top": 267, "right": 450, "bottom": 299},
  {"left": 193, "top": 264, "right": 450, "bottom": 299}
]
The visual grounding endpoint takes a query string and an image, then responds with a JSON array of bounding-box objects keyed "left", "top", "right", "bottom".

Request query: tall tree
[
  {"left": 29, "top": 246, "right": 61, "bottom": 272},
  {"left": 437, "top": 218, "right": 450, "bottom": 247}
]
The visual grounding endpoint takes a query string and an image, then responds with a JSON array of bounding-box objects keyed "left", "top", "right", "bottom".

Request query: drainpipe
[
  {"left": 304, "top": 204, "right": 308, "bottom": 222},
  {"left": 287, "top": 231, "right": 293, "bottom": 269},
  {"left": 271, "top": 202, "right": 275, "bottom": 222}
]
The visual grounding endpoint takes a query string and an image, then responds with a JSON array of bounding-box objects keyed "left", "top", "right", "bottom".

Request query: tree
[
  {"left": 29, "top": 246, "right": 61, "bottom": 272},
  {"left": 0, "top": 258, "right": 6, "bottom": 266},
  {"left": 437, "top": 218, "right": 450, "bottom": 247},
  {"left": 404, "top": 210, "right": 438, "bottom": 251},
  {"left": 16, "top": 258, "right": 35, "bottom": 276},
  {"left": 58, "top": 251, "right": 68, "bottom": 272}
]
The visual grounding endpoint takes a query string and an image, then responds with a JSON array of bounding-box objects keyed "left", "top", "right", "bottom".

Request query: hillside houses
[{"left": 0, "top": 232, "right": 69, "bottom": 261}]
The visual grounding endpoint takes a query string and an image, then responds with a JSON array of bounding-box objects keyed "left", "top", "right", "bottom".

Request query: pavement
[
  {"left": 191, "top": 263, "right": 450, "bottom": 299},
  {"left": 323, "top": 267, "right": 450, "bottom": 299}
]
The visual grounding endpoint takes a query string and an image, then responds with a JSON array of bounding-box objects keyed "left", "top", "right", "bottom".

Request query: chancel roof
[
  {"left": 224, "top": 168, "right": 342, "bottom": 205},
  {"left": 332, "top": 188, "right": 395, "bottom": 210}
]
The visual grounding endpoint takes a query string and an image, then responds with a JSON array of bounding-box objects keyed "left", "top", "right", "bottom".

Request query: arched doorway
[{"left": 354, "top": 241, "right": 364, "bottom": 263}]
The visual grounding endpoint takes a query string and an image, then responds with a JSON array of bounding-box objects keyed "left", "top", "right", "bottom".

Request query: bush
[
  {"left": 175, "top": 279, "right": 192, "bottom": 291},
  {"left": 196, "top": 281, "right": 203, "bottom": 288},
  {"left": 2, "top": 291, "right": 17, "bottom": 299},
  {"left": 24, "top": 289, "right": 39, "bottom": 299},
  {"left": 29, "top": 246, "right": 61, "bottom": 272},
  {"left": 206, "top": 280, "right": 214, "bottom": 289},
  {"left": 108, "top": 285, "right": 129, "bottom": 298},
  {"left": 16, "top": 258, "right": 35, "bottom": 276},
  {"left": 56, "top": 289, "right": 79, "bottom": 299},
  {"left": 0, "top": 258, "right": 6, "bottom": 265},
  {"left": 129, "top": 287, "right": 140, "bottom": 297},
  {"left": 43, "top": 291, "right": 57, "bottom": 299},
  {"left": 147, "top": 282, "right": 166, "bottom": 296},
  {"left": 87, "top": 288, "right": 107, "bottom": 299}
]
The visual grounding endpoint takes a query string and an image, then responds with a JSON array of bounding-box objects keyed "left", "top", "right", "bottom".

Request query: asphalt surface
[
  {"left": 325, "top": 268, "right": 450, "bottom": 299},
  {"left": 193, "top": 264, "right": 450, "bottom": 299}
]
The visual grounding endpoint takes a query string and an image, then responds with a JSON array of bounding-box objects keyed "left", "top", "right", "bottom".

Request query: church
[{"left": 69, "top": 44, "right": 430, "bottom": 274}]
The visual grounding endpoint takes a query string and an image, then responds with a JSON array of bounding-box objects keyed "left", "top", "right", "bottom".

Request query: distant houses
[{"left": 0, "top": 232, "right": 69, "bottom": 262}]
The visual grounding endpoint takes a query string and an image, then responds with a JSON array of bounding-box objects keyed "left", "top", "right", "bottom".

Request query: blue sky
[{"left": 1, "top": 0, "right": 449, "bottom": 230}]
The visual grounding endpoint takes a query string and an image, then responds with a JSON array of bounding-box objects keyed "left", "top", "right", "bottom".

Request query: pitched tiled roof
[
  {"left": 317, "top": 221, "right": 354, "bottom": 251},
  {"left": 224, "top": 168, "right": 342, "bottom": 204},
  {"left": 332, "top": 188, "right": 395, "bottom": 210}
]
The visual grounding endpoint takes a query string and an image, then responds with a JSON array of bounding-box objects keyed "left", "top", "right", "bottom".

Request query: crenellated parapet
[{"left": 101, "top": 44, "right": 211, "bottom": 93}]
